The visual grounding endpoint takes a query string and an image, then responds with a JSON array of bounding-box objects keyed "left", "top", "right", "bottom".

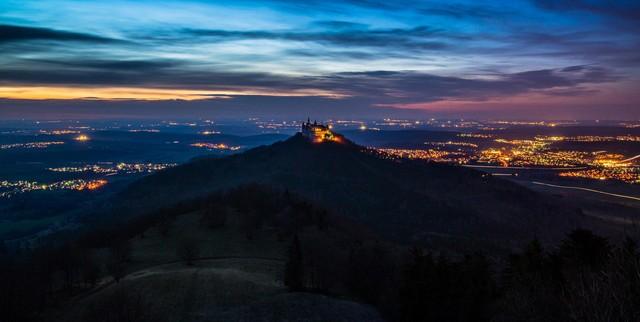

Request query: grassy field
[
  {"left": 58, "top": 210, "right": 383, "bottom": 322},
  {"left": 67, "top": 259, "right": 382, "bottom": 322},
  {"left": 68, "top": 259, "right": 286, "bottom": 322},
  {"left": 128, "top": 211, "right": 286, "bottom": 270}
]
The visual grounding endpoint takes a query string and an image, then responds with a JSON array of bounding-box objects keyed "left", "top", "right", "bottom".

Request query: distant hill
[{"left": 111, "top": 133, "right": 585, "bottom": 247}]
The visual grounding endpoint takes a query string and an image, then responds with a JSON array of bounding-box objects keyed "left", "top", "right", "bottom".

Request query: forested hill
[{"left": 111, "top": 133, "right": 584, "bottom": 247}]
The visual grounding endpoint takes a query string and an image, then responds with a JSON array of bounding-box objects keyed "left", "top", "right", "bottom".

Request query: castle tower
[{"left": 300, "top": 119, "right": 339, "bottom": 143}]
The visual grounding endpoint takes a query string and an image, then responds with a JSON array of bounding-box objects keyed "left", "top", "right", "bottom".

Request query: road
[
  {"left": 463, "top": 165, "right": 587, "bottom": 170},
  {"left": 620, "top": 154, "right": 640, "bottom": 163},
  {"left": 531, "top": 181, "right": 640, "bottom": 201}
]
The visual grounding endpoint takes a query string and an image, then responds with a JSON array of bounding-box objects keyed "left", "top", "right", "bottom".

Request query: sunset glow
[
  {"left": 0, "top": 0, "right": 637, "bottom": 119},
  {"left": 0, "top": 86, "right": 344, "bottom": 101}
]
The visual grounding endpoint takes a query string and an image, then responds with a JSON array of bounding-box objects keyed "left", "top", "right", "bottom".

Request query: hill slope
[
  {"left": 59, "top": 204, "right": 384, "bottom": 322},
  {"left": 112, "top": 133, "right": 584, "bottom": 245}
]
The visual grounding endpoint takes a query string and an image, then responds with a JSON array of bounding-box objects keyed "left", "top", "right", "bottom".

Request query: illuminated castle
[{"left": 301, "top": 118, "right": 341, "bottom": 143}]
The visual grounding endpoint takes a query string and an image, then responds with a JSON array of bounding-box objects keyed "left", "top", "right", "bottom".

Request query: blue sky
[{"left": 0, "top": 0, "right": 638, "bottom": 119}]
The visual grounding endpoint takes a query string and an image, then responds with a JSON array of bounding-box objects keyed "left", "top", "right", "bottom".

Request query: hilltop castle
[{"left": 301, "top": 118, "right": 341, "bottom": 143}]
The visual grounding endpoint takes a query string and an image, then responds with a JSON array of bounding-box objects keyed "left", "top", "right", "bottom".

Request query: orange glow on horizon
[{"left": 0, "top": 86, "right": 345, "bottom": 101}]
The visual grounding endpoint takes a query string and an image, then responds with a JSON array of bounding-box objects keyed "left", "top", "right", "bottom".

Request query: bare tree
[
  {"left": 106, "top": 254, "right": 126, "bottom": 283},
  {"left": 200, "top": 203, "right": 228, "bottom": 229},
  {"left": 177, "top": 238, "right": 200, "bottom": 266},
  {"left": 109, "top": 239, "right": 132, "bottom": 263},
  {"left": 158, "top": 215, "right": 173, "bottom": 237},
  {"left": 81, "top": 251, "right": 101, "bottom": 288}
]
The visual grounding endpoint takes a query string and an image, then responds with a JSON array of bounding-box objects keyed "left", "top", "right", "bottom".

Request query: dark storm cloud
[{"left": 0, "top": 24, "right": 122, "bottom": 44}]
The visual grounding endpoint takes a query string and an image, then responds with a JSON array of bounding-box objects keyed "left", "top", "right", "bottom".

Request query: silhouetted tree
[
  {"left": 200, "top": 202, "right": 228, "bottom": 229},
  {"left": 304, "top": 236, "right": 344, "bottom": 292},
  {"left": 239, "top": 208, "right": 262, "bottom": 240},
  {"left": 57, "top": 245, "right": 82, "bottom": 294},
  {"left": 398, "top": 247, "right": 433, "bottom": 322},
  {"left": 285, "top": 235, "right": 304, "bottom": 291},
  {"left": 314, "top": 209, "right": 329, "bottom": 231},
  {"left": 177, "top": 238, "right": 200, "bottom": 266},
  {"left": 397, "top": 247, "right": 496, "bottom": 322},
  {"left": 158, "top": 215, "right": 173, "bottom": 237},
  {"left": 497, "top": 239, "right": 567, "bottom": 322},
  {"left": 110, "top": 239, "right": 132, "bottom": 263},
  {"left": 81, "top": 251, "right": 101, "bottom": 288},
  {"left": 458, "top": 253, "right": 495, "bottom": 321},
  {"left": 563, "top": 235, "right": 640, "bottom": 322},
  {"left": 560, "top": 229, "right": 611, "bottom": 270},
  {"left": 106, "top": 254, "right": 126, "bottom": 283}
]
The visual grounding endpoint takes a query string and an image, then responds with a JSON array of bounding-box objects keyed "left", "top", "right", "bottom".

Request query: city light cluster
[
  {"left": 559, "top": 168, "right": 640, "bottom": 184},
  {"left": 128, "top": 129, "right": 160, "bottom": 133},
  {"left": 190, "top": 142, "right": 241, "bottom": 150},
  {"left": 457, "top": 133, "right": 492, "bottom": 139},
  {"left": 474, "top": 137, "right": 640, "bottom": 183},
  {"left": 0, "top": 179, "right": 108, "bottom": 198},
  {"left": 425, "top": 141, "right": 478, "bottom": 148},
  {"left": 48, "top": 162, "right": 176, "bottom": 174},
  {"left": 377, "top": 119, "right": 419, "bottom": 127},
  {"left": 374, "top": 148, "right": 468, "bottom": 163},
  {"left": 478, "top": 148, "right": 593, "bottom": 168},
  {"left": 373, "top": 132, "right": 639, "bottom": 184},
  {"left": 168, "top": 122, "right": 197, "bottom": 126},
  {"left": 535, "top": 135, "right": 640, "bottom": 142},
  {"left": 488, "top": 121, "right": 576, "bottom": 127},
  {"left": 200, "top": 130, "right": 221, "bottom": 135},
  {"left": 621, "top": 122, "right": 640, "bottom": 128},
  {"left": 0, "top": 141, "right": 64, "bottom": 150},
  {"left": 39, "top": 130, "right": 80, "bottom": 135}
]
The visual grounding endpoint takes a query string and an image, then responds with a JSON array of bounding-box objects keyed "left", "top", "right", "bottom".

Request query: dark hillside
[{"left": 113, "top": 133, "right": 584, "bottom": 246}]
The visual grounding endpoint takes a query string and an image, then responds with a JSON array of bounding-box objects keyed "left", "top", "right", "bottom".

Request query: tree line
[{"left": 284, "top": 228, "right": 640, "bottom": 322}]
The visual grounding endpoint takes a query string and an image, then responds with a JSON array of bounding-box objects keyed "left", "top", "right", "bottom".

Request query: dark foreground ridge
[{"left": 113, "top": 132, "right": 584, "bottom": 247}]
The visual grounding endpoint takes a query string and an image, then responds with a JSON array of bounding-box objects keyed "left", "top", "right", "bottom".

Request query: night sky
[{"left": 1, "top": 0, "right": 639, "bottom": 119}]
